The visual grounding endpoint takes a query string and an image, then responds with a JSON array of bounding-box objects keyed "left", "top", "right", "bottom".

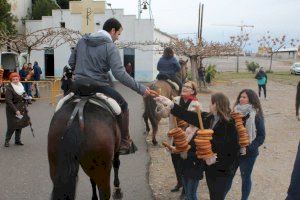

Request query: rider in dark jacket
[
  {"left": 68, "top": 18, "right": 150, "bottom": 155},
  {"left": 157, "top": 47, "right": 182, "bottom": 90}
]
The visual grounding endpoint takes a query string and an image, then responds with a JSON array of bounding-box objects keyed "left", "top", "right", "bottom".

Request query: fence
[{"left": 0, "top": 79, "right": 62, "bottom": 105}]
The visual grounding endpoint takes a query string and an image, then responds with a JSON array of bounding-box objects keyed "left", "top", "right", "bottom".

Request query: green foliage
[
  {"left": 56, "top": 0, "right": 80, "bottom": 9},
  {"left": 245, "top": 61, "right": 260, "bottom": 74},
  {"left": 0, "top": 0, "right": 17, "bottom": 34},
  {"left": 186, "top": 71, "right": 193, "bottom": 81},
  {"left": 32, "top": 0, "right": 58, "bottom": 20},
  {"left": 205, "top": 64, "right": 217, "bottom": 83},
  {"left": 265, "top": 70, "right": 273, "bottom": 73}
]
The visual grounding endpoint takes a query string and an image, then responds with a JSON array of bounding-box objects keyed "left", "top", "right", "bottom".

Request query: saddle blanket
[{"left": 55, "top": 92, "right": 121, "bottom": 115}]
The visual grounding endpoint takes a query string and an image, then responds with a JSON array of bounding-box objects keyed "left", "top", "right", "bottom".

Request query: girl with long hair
[
  {"left": 155, "top": 92, "right": 240, "bottom": 200},
  {"left": 232, "top": 89, "right": 266, "bottom": 200}
]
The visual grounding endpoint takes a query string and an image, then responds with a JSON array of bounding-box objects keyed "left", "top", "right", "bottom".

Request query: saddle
[
  {"left": 156, "top": 74, "right": 179, "bottom": 91},
  {"left": 56, "top": 79, "right": 121, "bottom": 115}
]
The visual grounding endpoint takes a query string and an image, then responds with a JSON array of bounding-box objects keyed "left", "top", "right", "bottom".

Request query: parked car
[{"left": 290, "top": 63, "right": 300, "bottom": 75}]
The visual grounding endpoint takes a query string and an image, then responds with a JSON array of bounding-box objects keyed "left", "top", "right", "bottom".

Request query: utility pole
[
  {"left": 198, "top": 2, "right": 204, "bottom": 45},
  {"left": 195, "top": 2, "right": 204, "bottom": 86}
]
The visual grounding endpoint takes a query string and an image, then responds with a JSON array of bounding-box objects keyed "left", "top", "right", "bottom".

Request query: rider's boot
[{"left": 118, "top": 109, "right": 138, "bottom": 155}]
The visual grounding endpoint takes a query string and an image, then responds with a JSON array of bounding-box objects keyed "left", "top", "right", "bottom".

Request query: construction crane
[{"left": 211, "top": 22, "right": 254, "bottom": 32}]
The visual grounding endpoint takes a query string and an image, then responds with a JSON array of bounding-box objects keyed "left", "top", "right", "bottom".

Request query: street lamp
[{"left": 106, "top": 3, "right": 115, "bottom": 16}]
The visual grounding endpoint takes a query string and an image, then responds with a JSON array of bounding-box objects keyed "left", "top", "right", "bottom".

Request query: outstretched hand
[
  {"left": 154, "top": 96, "right": 174, "bottom": 109},
  {"left": 143, "top": 88, "right": 151, "bottom": 98}
]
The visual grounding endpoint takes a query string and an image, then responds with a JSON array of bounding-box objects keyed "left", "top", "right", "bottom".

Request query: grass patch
[{"left": 214, "top": 71, "right": 300, "bottom": 86}]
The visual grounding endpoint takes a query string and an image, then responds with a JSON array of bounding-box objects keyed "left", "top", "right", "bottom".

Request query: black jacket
[
  {"left": 5, "top": 84, "right": 28, "bottom": 130},
  {"left": 181, "top": 134, "right": 205, "bottom": 180},
  {"left": 171, "top": 104, "right": 240, "bottom": 177}
]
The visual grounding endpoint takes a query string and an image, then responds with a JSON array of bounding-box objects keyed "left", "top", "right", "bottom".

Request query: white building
[{"left": 24, "top": 0, "right": 175, "bottom": 81}]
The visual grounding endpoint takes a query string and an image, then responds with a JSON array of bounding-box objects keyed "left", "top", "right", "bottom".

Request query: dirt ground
[{"left": 147, "top": 78, "right": 300, "bottom": 200}]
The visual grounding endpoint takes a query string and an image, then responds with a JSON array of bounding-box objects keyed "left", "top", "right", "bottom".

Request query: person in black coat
[
  {"left": 286, "top": 141, "right": 300, "bottom": 200},
  {"left": 169, "top": 81, "right": 200, "bottom": 194},
  {"left": 4, "top": 73, "right": 29, "bottom": 147},
  {"left": 155, "top": 92, "right": 240, "bottom": 200}
]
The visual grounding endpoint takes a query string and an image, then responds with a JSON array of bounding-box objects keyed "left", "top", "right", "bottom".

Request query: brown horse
[
  {"left": 143, "top": 80, "right": 178, "bottom": 145},
  {"left": 48, "top": 99, "right": 123, "bottom": 200}
]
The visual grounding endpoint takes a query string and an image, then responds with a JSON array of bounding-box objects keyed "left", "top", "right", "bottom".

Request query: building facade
[{"left": 24, "top": 0, "right": 174, "bottom": 81}]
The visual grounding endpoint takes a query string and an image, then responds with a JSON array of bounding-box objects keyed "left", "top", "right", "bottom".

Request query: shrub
[
  {"left": 205, "top": 64, "right": 217, "bottom": 84},
  {"left": 246, "top": 61, "right": 260, "bottom": 73},
  {"left": 266, "top": 69, "right": 273, "bottom": 73}
]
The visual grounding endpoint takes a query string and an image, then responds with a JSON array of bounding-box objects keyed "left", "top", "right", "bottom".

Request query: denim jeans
[
  {"left": 182, "top": 176, "right": 199, "bottom": 200},
  {"left": 23, "top": 83, "right": 32, "bottom": 96},
  {"left": 239, "top": 155, "right": 258, "bottom": 200}
]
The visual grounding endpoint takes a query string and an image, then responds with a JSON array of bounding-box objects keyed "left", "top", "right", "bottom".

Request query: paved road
[{"left": 0, "top": 83, "right": 153, "bottom": 200}]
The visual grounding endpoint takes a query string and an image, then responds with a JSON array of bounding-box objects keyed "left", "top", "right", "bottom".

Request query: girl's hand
[
  {"left": 240, "top": 147, "right": 247, "bottom": 155},
  {"left": 16, "top": 111, "right": 21, "bottom": 116},
  {"left": 205, "top": 155, "right": 217, "bottom": 166}
]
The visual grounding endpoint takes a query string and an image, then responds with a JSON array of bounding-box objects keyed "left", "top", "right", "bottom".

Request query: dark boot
[
  {"left": 117, "top": 110, "right": 138, "bottom": 155},
  {"left": 170, "top": 183, "right": 182, "bottom": 192},
  {"left": 15, "top": 129, "right": 24, "bottom": 145},
  {"left": 4, "top": 140, "right": 9, "bottom": 147},
  {"left": 5, "top": 129, "right": 14, "bottom": 147}
]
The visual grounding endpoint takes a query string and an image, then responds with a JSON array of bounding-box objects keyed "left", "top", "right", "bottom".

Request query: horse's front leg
[
  {"left": 112, "top": 153, "right": 123, "bottom": 199},
  {"left": 90, "top": 178, "right": 98, "bottom": 200},
  {"left": 143, "top": 113, "right": 150, "bottom": 135}
]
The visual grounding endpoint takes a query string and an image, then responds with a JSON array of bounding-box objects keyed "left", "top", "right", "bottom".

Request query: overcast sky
[{"left": 107, "top": 0, "right": 300, "bottom": 51}]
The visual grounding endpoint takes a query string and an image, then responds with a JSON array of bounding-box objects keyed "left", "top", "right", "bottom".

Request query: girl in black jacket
[{"left": 155, "top": 93, "right": 240, "bottom": 200}]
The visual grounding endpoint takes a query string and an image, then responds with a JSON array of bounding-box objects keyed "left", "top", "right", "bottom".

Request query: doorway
[
  {"left": 123, "top": 48, "right": 135, "bottom": 78},
  {"left": 44, "top": 48, "right": 54, "bottom": 77}
]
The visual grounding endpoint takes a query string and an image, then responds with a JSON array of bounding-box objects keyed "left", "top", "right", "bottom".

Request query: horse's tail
[
  {"left": 51, "top": 119, "right": 84, "bottom": 200},
  {"left": 143, "top": 94, "right": 158, "bottom": 128}
]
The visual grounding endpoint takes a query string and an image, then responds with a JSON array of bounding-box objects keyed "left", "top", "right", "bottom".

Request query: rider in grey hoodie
[{"left": 69, "top": 18, "right": 150, "bottom": 155}]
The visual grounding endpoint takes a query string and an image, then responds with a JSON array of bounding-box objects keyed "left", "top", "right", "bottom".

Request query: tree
[
  {"left": 0, "top": 27, "right": 82, "bottom": 62},
  {"left": 230, "top": 32, "right": 250, "bottom": 73},
  {"left": 0, "top": 0, "right": 17, "bottom": 34},
  {"left": 32, "top": 0, "right": 58, "bottom": 20},
  {"left": 161, "top": 39, "right": 236, "bottom": 83},
  {"left": 258, "top": 32, "right": 299, "bottom": 71},
  {"left": 56, "top": 0, "right": 80, "bottom": 9}
]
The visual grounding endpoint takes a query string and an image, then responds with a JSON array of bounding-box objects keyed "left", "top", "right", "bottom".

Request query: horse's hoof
[
  {"left": 113, "top": 188, "right": 123, "bottom": 199},
  {"left": 152, "top": 139, "right": 158, "bottom": 146}
]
